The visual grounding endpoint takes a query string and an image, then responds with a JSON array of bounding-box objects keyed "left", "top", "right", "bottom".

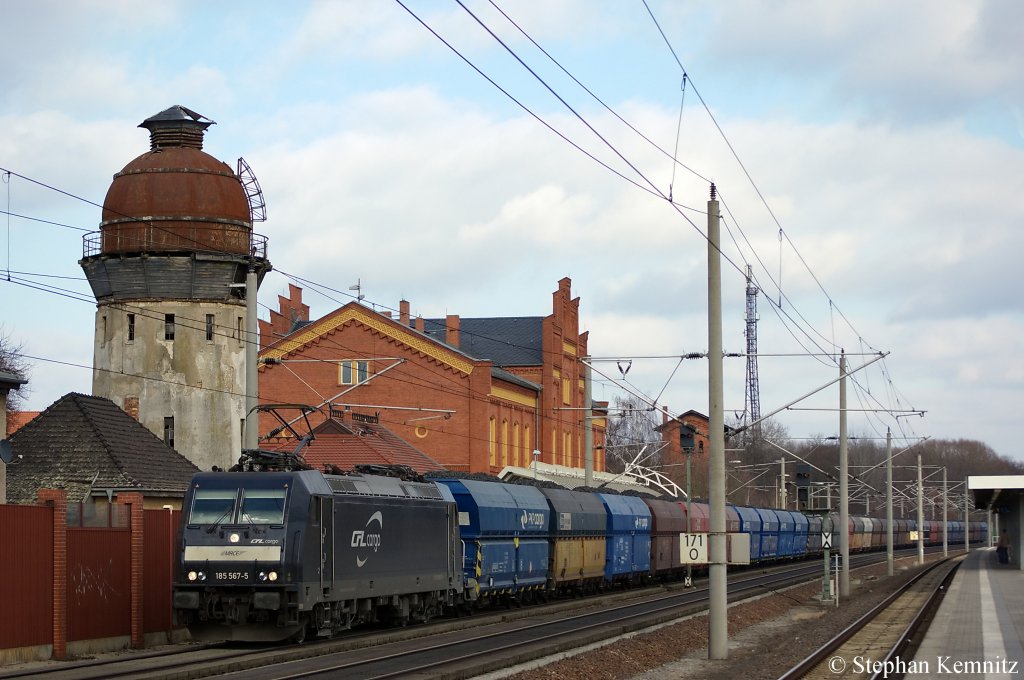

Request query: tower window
[
  {"left": 206, "top": 314, "right": 215, "bottom": 341},
  {"left": 164, "top": 314, "right": 175, "bottom": 340},
  {"left": 127, "top": 313, "right": 135, "bottom": 342},
  {"left": 164, "top": 416, "right": 175, "bottom": 449}
]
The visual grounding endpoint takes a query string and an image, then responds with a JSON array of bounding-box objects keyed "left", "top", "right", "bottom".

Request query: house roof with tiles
[
  {"left": 6, "top": 392, "right": 199, "bottom": 503},
  {"left": 264, "top": 414, "right": 446, "bottom": 475}
]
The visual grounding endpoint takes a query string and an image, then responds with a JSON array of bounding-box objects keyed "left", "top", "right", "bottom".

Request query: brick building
[
  {"left": 655, "top": 409, "right": 713, "bottom": 498},
  {"left": 257, "top": 278, "right": 605, "bottom": 474}
]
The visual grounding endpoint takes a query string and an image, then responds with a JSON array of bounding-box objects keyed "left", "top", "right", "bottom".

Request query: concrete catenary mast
[{"left": 80, "top": 106, "right": 271, "bottom": 471}]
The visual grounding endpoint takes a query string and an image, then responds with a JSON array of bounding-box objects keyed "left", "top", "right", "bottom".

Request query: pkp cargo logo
[
  {"left": 351, "top": 511, "right": 383, "bottom": 568},
  {"left": 520, "top": 509, "right": 546, "bottom": 530}
]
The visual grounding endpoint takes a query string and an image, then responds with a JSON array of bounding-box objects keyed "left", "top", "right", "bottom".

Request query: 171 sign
[{"left": 680, "top": 533, "right": 708, "bottom": 564}]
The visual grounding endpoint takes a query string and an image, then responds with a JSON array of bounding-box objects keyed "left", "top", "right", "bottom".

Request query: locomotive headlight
[
  {"left": 187, "top": 571, "right": 198, "bottom": 582},
  {"left": 198, "top": 571, "right": 207, "bottom": 581},
  {"left": 257, "top": 571, "right": 268, "bottom": 582},
  {"left": 268, "top": 571, "right": 279, "bottom": 582},
  {"left": 229, "top": 533, "right": 240, "bottom": 544}
]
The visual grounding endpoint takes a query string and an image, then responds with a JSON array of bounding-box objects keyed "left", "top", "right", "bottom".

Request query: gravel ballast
[{"left": 485, "top": 554, "right": 948, "bottom": 680}]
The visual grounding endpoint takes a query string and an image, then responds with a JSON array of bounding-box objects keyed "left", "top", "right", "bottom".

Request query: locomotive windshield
[
  {"left": 187, "top": 484, "right": 289, "bottom": 526},
  {"left": 240, "top": 489, "right": 288, "bottom": 524},
  {"left": 189, "top": 488, "right": 238, "bottom": 524}
]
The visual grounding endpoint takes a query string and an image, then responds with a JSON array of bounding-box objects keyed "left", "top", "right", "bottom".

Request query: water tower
[{"left": 80, "top": 105, "right": 271, "bottom": 471}]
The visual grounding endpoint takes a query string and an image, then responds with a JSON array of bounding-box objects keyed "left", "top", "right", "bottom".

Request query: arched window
[
  {"left": 513, "top": 422, "right": 521, "bottom": 467},
  {"left": 501, "top": 419, "right": 509, "bottom": 467},
  {"left": 489, "top": 417, "right": 497, "bottom": 467}
]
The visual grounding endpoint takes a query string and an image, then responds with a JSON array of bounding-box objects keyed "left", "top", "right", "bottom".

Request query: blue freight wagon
[
  {"left": 433, "top": 478, "right": 550, "bottom": 602},
  {"left": 791, "top": 510, "right": 809, "bottom": 558},
  {"left": 598, "top": 493, "right": 652, "bottom": 584},
  {"left": 732, "top": 505, "right": 764, "bottom": 561},
  {"left": 756, "top": 508, "right": 780, "bottom": 559}
]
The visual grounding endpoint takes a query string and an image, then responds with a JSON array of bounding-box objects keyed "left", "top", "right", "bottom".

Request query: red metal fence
[
  {"left": 67, "top": 527, "right": 131, "bottom": 641},
  {"left": 0, "top": 494, "right": 181, "bottom": 659},
  {"left": 143, "top": 508, "right": 180, "bottom": 633},
  {"left": 0, "top": 505, "right": 53, "bottom": 648}
]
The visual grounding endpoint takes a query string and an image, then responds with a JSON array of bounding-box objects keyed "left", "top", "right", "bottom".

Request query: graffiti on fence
[{"left": 70, "top": 559, "right": 123, "bottom": 602}]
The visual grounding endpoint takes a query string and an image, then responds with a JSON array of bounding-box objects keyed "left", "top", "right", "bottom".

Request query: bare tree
[
  {"left": 724, "top": 417, "right": 792, "bottom": 507},
  {"left": 0, "top": 327, "right": 30, "bottom": 414},
  {"left": 603, "top": 395, "right": 663, "bottom": 474}
]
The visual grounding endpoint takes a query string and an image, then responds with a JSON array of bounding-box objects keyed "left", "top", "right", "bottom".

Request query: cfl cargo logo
[{"left": 351, "top": 511, "right": 383, "bottom": 568}]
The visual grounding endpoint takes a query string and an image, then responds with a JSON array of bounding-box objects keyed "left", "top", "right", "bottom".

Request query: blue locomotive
[
  {"left": 173, "top": 468, "right": 462, "bottom": 641},
  {"left": 173, "top": 464, "right": 985, "bottom": 642}
]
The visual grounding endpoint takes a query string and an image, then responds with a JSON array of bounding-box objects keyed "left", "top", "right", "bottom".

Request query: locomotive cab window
[
  {"left": 240, "top": 488, "right": 288, "bottom": 524},
  {"left": 189, "top": 488, "right": 238, "bottom": 525}
]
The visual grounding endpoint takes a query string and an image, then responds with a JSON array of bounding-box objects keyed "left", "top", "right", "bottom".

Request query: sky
[{"left": 1, "top": 1, "right": 1022, "bottom": 462}]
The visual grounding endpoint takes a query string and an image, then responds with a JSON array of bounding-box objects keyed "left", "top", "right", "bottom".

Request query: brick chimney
[
  {"left": 415, "top": 316, "right": 425, "bottom": 332},
  {"left": 446, "top": 314, "right": 460, "bottom": 348},
  {"left": 400, "top": 300, "right": 410, "bottom": 326}
]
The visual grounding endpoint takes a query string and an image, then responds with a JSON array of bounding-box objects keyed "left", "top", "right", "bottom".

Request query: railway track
[
  {"left": 777, "top": 554, "right": 963, "bottom": 680},
  {"left": 0, "top": 547, "right": 948, "bottom": 680}
]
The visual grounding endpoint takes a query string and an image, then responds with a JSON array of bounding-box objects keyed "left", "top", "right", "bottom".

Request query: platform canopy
[
  {"left": 969, "top": 475, "right": 1024, "bottom": 510},
  {"left": 498, "top": 462, "right": 659, "bottom": 495}
]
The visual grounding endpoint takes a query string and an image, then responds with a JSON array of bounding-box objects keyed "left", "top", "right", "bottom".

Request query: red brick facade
[
  {"left": 36, "top": 489, "right": 67, "bottom": 659},
  {"left": 117, "top": 492, "right": 146, "bottom": 649},
  {"left": 257, "top": 278, "right": 605, "bottom": 474},
  {"left": 258, "top": 283, "right": 310, "bottom": 351}
]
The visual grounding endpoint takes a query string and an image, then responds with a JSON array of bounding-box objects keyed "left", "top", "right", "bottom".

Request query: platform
[{"left": 911, "top": 547, "right": 1024, "bottom": 677}]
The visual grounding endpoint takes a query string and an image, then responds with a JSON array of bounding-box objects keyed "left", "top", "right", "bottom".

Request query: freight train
[{"left": 172, "top": 465, "right": 985, "bottom": 642}]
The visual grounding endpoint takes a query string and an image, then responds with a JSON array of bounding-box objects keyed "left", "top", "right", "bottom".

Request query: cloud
[
  {"left": 700, "top": 1, "right": 1024, "bottom": 125},
  {"left": 1, "top": 0, "right": 1021, "bottom": 460}
]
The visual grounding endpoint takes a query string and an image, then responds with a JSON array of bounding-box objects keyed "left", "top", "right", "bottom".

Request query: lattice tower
[{"left": 744, "top": 265, "right": 761, "bottom": 439}]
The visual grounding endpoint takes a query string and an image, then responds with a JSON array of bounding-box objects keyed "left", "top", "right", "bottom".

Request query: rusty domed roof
[{"left": 98, "top": 106, "right": 251, "bottom": 256}]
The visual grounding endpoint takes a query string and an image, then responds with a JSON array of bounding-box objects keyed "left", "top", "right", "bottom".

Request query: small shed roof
[{"left": 0, "top": 370, "right": 28, "bottom": 390}]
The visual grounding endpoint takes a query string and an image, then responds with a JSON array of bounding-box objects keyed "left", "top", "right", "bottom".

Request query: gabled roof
[
  {"left": 6, "top": 393, "right": 199, "bottom": 503},
  {"left": 260, "top": 303, "right": 477, "bottom": 375},
  {"left": 423, "top": 317, "right": 544, "bottom": 366},
  {"left": 266, "top": 416, "right": 445, "bottom": 475},
  {"left": 655, "top": 409, "right": 710, "bottom": 433}
]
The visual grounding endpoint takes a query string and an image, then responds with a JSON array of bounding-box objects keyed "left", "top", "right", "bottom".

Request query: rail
[{"left": 777, "top": 556, "right": 960, "bottom": 680}]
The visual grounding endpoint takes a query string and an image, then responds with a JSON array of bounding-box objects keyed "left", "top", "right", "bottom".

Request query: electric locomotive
[{"left": 173, "top": 464, "right": 463, "bottom": 642}]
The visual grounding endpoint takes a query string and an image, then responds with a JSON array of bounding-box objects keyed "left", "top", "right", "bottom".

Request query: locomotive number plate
[{"left": 215, "top": 572, "right": 249, "bottom": 580}]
